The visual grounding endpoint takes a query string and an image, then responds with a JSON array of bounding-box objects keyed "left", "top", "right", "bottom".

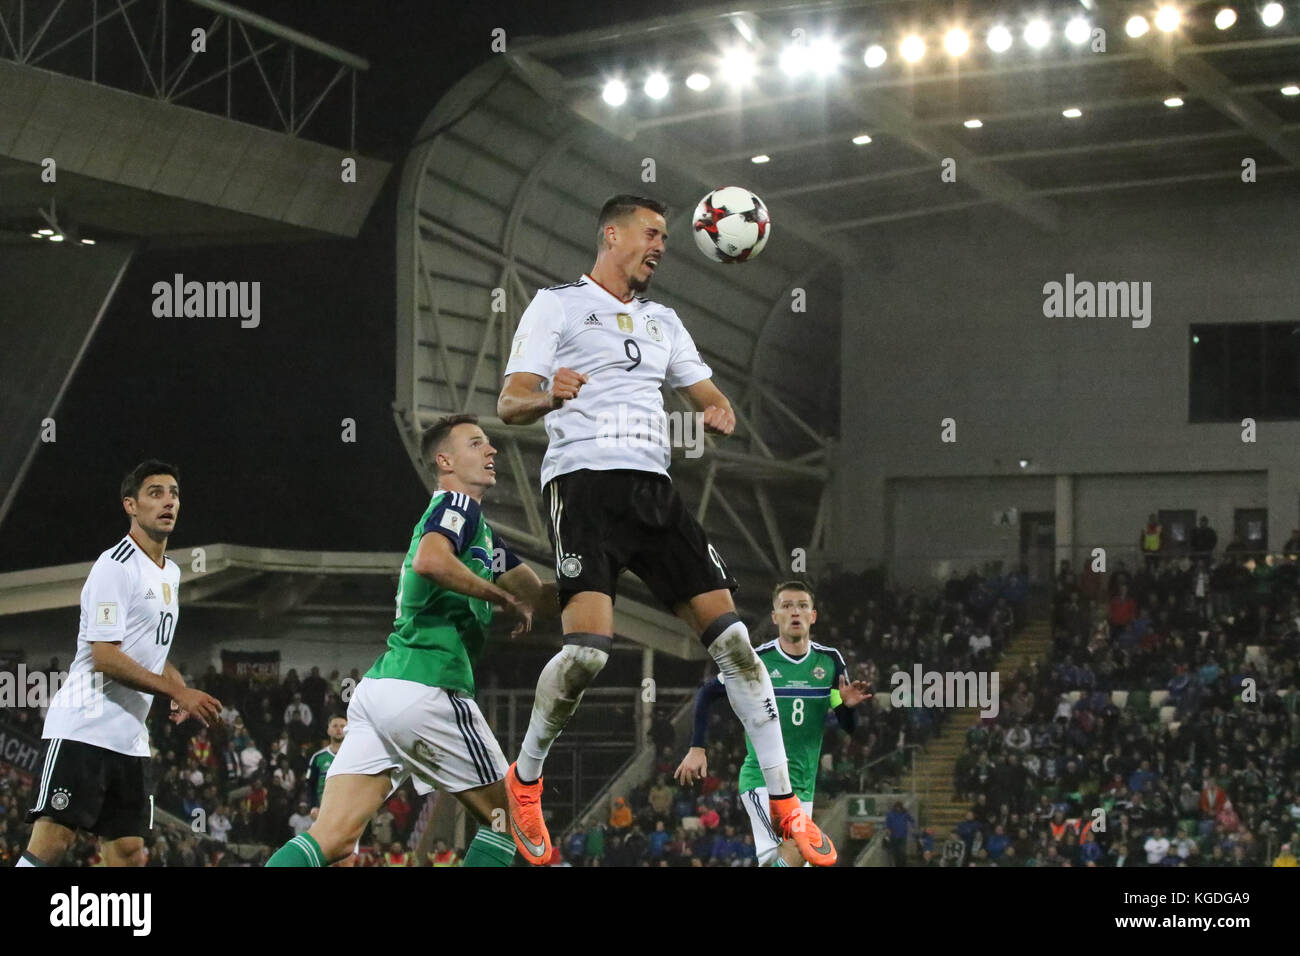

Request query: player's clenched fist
[
  {"left": 701, "top": 404, "right": 735, "bottom": 436},
  {"left": 174, "top": 687, "right": 222, "bottom": 727},
  {"left": 548, "top": 367, "right": 588, "bottom": 407}
]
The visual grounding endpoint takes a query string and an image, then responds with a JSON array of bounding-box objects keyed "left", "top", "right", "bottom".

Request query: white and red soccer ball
[{"left": 691, "top": 186, "right": 771, "bottom": 263}]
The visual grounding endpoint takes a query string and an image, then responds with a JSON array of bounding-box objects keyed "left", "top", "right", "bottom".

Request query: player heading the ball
[{"left": 497, "top": 194, "right": 836, "bottom": 866}]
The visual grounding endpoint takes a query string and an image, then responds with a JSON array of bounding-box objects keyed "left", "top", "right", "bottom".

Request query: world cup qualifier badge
[{"left": 559, "top": 553, "right": 583, "bottom": 578}]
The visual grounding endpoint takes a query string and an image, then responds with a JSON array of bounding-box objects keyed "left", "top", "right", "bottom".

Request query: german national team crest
[
  {"left": 616, "top": 313, "right": 633, "bottom": 333},
  {"left": 559, "top": 553, "right": 583, "bottom": 578},
  {"left": 813, "top": 665, "right": 826, "bottom": 680},
  {"left": 163, "top": 583, "right": 173, "bottom": 605},
  {"left": 51, "top": 787, "right": 71, "bottom": 811},
  {"left": 645, "top": 317, "right": 663, "bottom": 342}
]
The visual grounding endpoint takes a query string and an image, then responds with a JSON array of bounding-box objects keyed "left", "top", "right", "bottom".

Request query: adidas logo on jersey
[
  {"left": 770, "top": 669, "right": 782, "bottom": 678},
  {"left": 145, "top": 588, "right": 156, "bottom": 600},
  {"left": 583, "top": 312, "right": 601, "bottom": 326}
]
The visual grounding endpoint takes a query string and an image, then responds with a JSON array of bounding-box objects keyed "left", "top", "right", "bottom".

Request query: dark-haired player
[
  {"left": 267, "top": 416, "right": 554, "bottom": 868},
  {"left": 19, "top": 460, "right": 222, "bottom": 867},
  {"left": 677, "top": 581, "right": 870, "bottom": 866},
  {"left": 499, "top": 195, "right": 836, "bottom": 865}
]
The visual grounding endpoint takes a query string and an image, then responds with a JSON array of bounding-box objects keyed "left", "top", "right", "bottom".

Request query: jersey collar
[
  {"left": 128, "top": 530, "right": 167, "bottom": 569},
  {"left": 774, "top": 638, "right": 811, "bottom": 664},
  {"left": 583, "top": 272, "right": 636, "bottom": 305}
]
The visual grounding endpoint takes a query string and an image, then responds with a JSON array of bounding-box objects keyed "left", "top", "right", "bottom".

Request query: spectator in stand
[
  {"left": 239, "top": 737, "right": 264, "bottom": 780},
  {"left": 1283, "top": 530, "right": 1300, "bottom": 558},
  {"left": 1109, "top": 584, "right": 1138, "bottom": 639},
  {"left": 300, "top": 667, "right": 329, "bottom": 728},
  {"left": 1141, "top": 514, "right": 1163, "bottom": 574},
  {"left": 648, "top": 820, "right": 670, "bottom": 861},
  {"left": 430, "top": 839, "right": 460, "bottom": 866},
  {"left": 371, "top": 806, "right": 395, "bottom": 847},
  {"left": 1191, "top": 517, "right": 1218, "bottom": 564},
  {"left": 585, "top": 823, "right": 605, "bottom": 866},
  {"left": 388, "top": 786, "right": 414, "bottom": 840},
  {"left": 646, "top": 774, "right": 675, "bottom": 825},
  {"left": 609, "top": 796, "right": 633, "bottom": 830},
  {"left": 1274, "top": 843, "right": 1297, "bottom": 867},
  {"left": 287, "top": 802, "right": 313, "bottom": 838},
  {"left": 885, "top": 801, "right": 915, "bottom": 867},
  {"left": 382, "top": 841, "right": 411, "bottom": 866},
  {"left": 209, "top": 804, "right": 234, "bottom": 844}
]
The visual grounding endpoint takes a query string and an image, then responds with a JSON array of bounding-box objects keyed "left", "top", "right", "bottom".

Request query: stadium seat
[
  {"left": 1149, "top": 689, "right": 1169, "bottom": 708},
  {"left": 1159, "top": 705, "right": 1176, "bottom": 725},
  {"left": 1110, "top": 690, "right": 1129, "bottom": 708}
]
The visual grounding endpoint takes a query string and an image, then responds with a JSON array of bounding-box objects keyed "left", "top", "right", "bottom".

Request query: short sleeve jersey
[
  {"left": 42, "top": 535, "right": 181, "bottom": 757},
  {"left": 365, "top": 491, "right": 520, "bottom": 697},
  {"left": 504, "top": 275, "right": 712, "bottom": 488}
]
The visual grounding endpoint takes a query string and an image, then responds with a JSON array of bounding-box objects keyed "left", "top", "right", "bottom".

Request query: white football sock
[
  {"left": 517, "top": 639, "right": 609, "bottom": 782},
  {"left": 706, "top": 617, "right": 792, "bottom": 795}
]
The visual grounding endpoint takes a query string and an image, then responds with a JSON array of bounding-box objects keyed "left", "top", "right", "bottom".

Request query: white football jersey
[
  {"left": 43, "top": 535, "right": 181, "bottom": 757},
  {"left": 504, "top": 274, "right": 713, "bottom": 488}
]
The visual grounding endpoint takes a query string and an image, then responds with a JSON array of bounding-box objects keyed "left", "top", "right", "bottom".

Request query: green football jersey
[
  {"left": 735, "top": 640, "right": 846, "bottom": 802},
  {"left": 308, "top": 747, "right": 335, "bottom": 805},
  {"left": 365, "top": 490, "right": 516, "bottom": 697}
]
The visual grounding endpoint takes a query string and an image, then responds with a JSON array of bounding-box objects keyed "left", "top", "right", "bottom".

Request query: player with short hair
[
  {"left": 266, "top": 416, "right": 553, "bottom": 868},
  {"left": 499, "top": 195, "right": 835, "bottom": 865},
  {"left": 19, "top": 460, "right": 223, "bottom": 867},
  {"left": 306, "top": 715, "right": 347, "bottom": 811},
  {"left": 676, "top": 581, "right": 871, "bottom": 866}
]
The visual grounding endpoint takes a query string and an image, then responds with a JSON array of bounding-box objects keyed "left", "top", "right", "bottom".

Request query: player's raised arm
[
  {"left": 676, "top": 378, "right": 736, "bottom": 437},
  {"left": 495, "top": 563, "right": 561, "bottom": 621},
  {"left": 499, "top": 287, "right": 586, "bottom": 425}
]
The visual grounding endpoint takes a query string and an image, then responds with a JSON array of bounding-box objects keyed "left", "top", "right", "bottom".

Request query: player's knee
[
  {"left": 700, "top": 611, "right": 744, "bottom": 651},
  {"left": 310, "top": 821, "right": 361, "bottom": 863},
  {"left": 109, "top": 837, "right": 146, "bottom": 866},
  {"left": 556, "top": 637, "right": 610, "bottom": 695}
]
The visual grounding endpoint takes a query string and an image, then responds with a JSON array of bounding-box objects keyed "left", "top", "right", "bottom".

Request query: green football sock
[
  {"left": 462, "top": 827, "right": 516, "bottom": 867},
  {"left": 266, "top": 833, "right": 327, "bottom": 867}
]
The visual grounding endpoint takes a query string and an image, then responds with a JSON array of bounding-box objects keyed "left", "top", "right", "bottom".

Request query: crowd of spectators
[{"left": 919, "top": 529, "right": 1300, "bottom": 867}]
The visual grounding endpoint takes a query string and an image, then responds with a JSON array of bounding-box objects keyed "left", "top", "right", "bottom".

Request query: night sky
[{"left": 0, "top": 0, "right": 702, "bottom": 571}]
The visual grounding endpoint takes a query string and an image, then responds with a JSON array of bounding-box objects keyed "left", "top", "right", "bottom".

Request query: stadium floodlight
[
  {"left": 810, "top": 36, "right": 842, "bottom": 75},
  {"left": 1024, "top": 20, "right": 1050, "bottom": 48},
  {"left": 1155, "top": 7, "right": 1181, "bottom": 32},
  {"left": 686, "top": 72, "right": 711, "bottom": 91},
  {"left": 1126, "top": 15, "right": 1150, "bottom": 37},
  {"left": 38, "top": 228, "right": 53, "bottom": 236},
  {"left": 852, "top": 133, "right": 873, "bottom": 145},
  {"left": 1062, "top": 107, "right": 1083, "bottom": 118},
  {"left": 1214, "top": 7, "right": 1237, "bottom": 29},
  {"left": 944, "top": 28, "right": 970, "bottom": 56},
  {"left": 1066, "top": 17, "right": 1092, "bottom": 44},
  {"left": 720, "top": 46, "right": 758, "bottom": 86},
  {"left": 900, "top": 34, "right": 926, "bottom": 62},
  {"left": 1281, "top": 85, "right": 1300, "bottom": 96},
  {"left": 602, "top": 79, "right": 628, "bottom": 106},
  {"left": 49, "top": 233, "right": 65, "bottom": 242},
  {"left": 1164, "top": 96, "right": 1184, "bottom": 107},
  {"left": 863, "top": 44, "right": 887, "bottom": 68},
  {"left": 987, "top": 25, "right": 1013, "bottom": 52},
  {"left": 80, "top": 238, "right": 95, "bottom": 245},
  {"left": 644, "top": 73, "right": 669, "bottom": 99},
  {"left": 780, "top": 42, "right": 812, "bottom": 76},
  {"left": 1261, "top": 3, "right": 1283, "bottom": 27},
  {"left": 750, "top": 154, "right": 771, "bottom": 164},
  {"left": 964, "top": 118, "right": 983, "bottom": 128},
  {"left": 30, "top": 232, "right": 42, "bottom": 239}
]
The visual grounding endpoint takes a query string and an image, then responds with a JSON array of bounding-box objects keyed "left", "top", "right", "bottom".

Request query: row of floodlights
[
  {"left": 743, "top": 85, "right": 1299, "bottom": 162},
  {"left": 600, "top": 4, "right": 1288, "bottom": 105},
  {"left": 29, "top": 228, "right": 94, "bottom": 244}
]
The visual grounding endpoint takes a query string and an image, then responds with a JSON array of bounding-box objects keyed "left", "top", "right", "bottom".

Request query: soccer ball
[{"left": 691, "top": 186, "right": 771, "bottom": 263}]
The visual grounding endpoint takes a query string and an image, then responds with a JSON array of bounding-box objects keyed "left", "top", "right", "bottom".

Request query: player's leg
[
  {"left": 636, "top": 480, "right": 835, "bottom": 865},
  {"left": 20, "top": 818, "right": 76, "bottom": 866},
  {"left": 510, "top": 474, "right": 617, "bottom": 863},
  {"left": 267, "top": 678, "right": 394, "bottom": 866},
  {"left": 102, "top": 836, "right": 146, "bottom": 867},
  {"left": 395, "top": 687, "right": 516, "bottom": 866},
  {"left": 21, "top": 738, "right": 104, "bottom": 867},
  {"left": 741, "top": 787, "right": 783, "bottom": 867}
]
